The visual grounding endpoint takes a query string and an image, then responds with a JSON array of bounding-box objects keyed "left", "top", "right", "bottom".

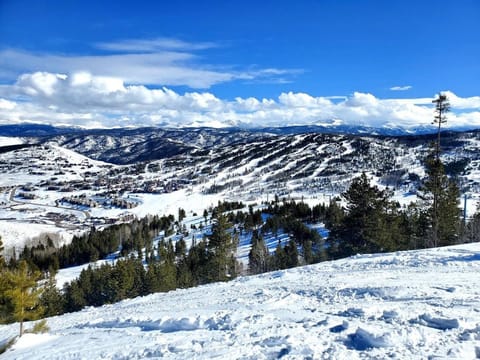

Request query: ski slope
[{"left": 2, "top": 243, "right": 480, "bottom": 359}]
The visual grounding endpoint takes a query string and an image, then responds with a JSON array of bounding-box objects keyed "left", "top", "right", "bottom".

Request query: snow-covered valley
[
  {"left": 2, "top": 128, "right": 480, "bottom": 254},
  {"left": 2, "top": 242, "right": 480, "bottom": 359}
]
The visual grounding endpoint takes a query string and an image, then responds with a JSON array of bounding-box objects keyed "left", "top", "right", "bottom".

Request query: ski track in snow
[{"left": 2, "top": 243, "right": 480, "bottom": 359}]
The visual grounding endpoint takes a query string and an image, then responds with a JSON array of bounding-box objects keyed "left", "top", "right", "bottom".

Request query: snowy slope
[
  {"left": 0, "top": 137, "right": 23, "bottom": 147},
  {"left": 2, "top": 243, "right": 480, "bottom": 359}
]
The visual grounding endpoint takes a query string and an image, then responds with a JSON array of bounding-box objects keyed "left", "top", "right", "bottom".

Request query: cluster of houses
[
  {"left": 60, "top": 195, "right": 99, "bottom": 208},
  {"left": 60, "top": 194, "right": 139, "bottom": 210}
]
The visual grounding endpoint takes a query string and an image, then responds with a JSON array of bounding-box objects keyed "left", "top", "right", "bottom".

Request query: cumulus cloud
[
  {"left": 390, "top": 85, "right": 412, "bottom": 91},
  {"left": 1, "top": 71, "right": 479, "bottom": 130},
  {"left": 441, "top": 91, "right": 480, "bottom": 110}
]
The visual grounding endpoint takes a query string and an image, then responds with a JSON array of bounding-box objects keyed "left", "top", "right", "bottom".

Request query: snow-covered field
[
  {"left": 0, "top": 137, "right": 23, "bottom": 147},
  {"left": 2, "top": 243, "right": 480, "bottom": 359}
]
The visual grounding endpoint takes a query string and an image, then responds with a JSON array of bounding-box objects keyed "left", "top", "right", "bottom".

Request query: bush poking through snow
[{"left": 28, "top": 319, "right": 49, "bottom": 335}]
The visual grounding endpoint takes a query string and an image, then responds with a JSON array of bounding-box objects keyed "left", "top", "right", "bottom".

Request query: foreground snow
[{"left": 2, "top": 243, "right": 480, "bottom": 359}]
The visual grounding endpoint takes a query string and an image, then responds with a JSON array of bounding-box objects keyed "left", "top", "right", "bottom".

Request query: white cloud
[
  {"left": 1, "top": 71, "right": 479, "bottom": 130},
  {"left": 0, "top": 49, "right": 231, "bottom": 88},
  {"left": 390, "top": 85, "right": 412, "bottom": 91},
  {"left": 95, "top": 38, "right": 218, "bottom": 52},
  {"left": 0, "top": 40, "right": 300, "bottom": 89},
  {"left": 0, "top": 98, "right": 17, "bottom": 110},
  {"left": 278, "top": 92, "right": 332, "bottom": 108},
  {"left": 441, "top": 91, "right": 480, "bottom": 109}
]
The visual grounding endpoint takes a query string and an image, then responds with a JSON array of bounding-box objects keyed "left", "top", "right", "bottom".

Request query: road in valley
[{"left": 7, "top": 187, "right": 91, "bottom": 220}]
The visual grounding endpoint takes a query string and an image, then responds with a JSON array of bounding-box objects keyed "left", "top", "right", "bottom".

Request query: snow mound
[
  {"left": 414, "top": 313, "right": 460, "bottom": 330},
  {"left": 346, "top": 327, "right": 392, "bottom": 350}
]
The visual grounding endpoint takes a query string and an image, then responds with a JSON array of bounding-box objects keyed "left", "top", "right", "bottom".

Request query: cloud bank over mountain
[{"left": 1, "top": 71, "right": 479, "bottom": 130}]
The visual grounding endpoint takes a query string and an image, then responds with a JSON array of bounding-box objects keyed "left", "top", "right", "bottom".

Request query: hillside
[
  {"left": 2, "top": 243, "right": 480, "bottom": 359},
  {"left": 2, "top": 128, "right": 480, "bottom": 254}
]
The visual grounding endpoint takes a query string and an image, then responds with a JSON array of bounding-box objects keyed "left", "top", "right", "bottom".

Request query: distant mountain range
[
  {"left": 1, "top": 122, "right": 476, "bottom": 139},
  {"left": 1, "top": 123, "right": 479, "bottom": 166}
]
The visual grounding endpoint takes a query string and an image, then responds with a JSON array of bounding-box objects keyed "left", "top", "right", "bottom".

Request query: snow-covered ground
[
  {"left": 0, "top": 137, "right": 23, "bottom": 147},
  {"left": 2, "top": 243, "right": 480, "bottom": 359},
  {"left": 0, "top": 221, "right": 74, "bottom": 257}
]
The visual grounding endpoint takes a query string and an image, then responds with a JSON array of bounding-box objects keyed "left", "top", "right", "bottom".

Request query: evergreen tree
[
  {"left": 421, "top": 155, "right": 461, "bottom": 247},
  {"left": 248, "top": 230, "right": 269, "bottom": 274},
  {"left": 330, "top": 173, "right": 397, "bottom": 257},
  {"left": 272, "top": 241, "right": 287, "bottom": 270},
  {"left": 207, "top": 214, "right": 239, "bottom": 282},
  {"left": 284, "top": 239, "right": 299, "bottom": 268},
  {"left": 176, "top": 257, "right": 193, "bottom": 288},
  {"left": 432, "top": 94, "right": 449, "bottom": 161},
  {"left": 402, "top": 203, "right": 429, "bottom": 250},
  {"left": 175, "top": 237, "right": 187, "bottom": 258},
  {"left": 178, "top": 208, "right": 186, "bottom": 222},
  {"left": 324, "top": 200, "right": 344, "bottom": 231},
  {"left": 64, "top": 281, "right": 86, "bottom": 312},
  {"left": 40, "top": 275, "right": 65, "bottom": 317},
  {"left": 465, "top": 206, "right": 480, "bottom": 243},
  {"left": 0, "top": 266, "right": 14, "bottom": 324},
  {"left": 157, "top": 258, "right": 177, "bottom": 292},
  {"left": 3, "top": 261, "right": 44, "bottom": 336},
  {"left": 420, "top": 93, "right": 460, "bottom": 247},
  {"left": 312, "top": 203, "right": 326, "bottom": 222},
  {"left": 187, "top": 239, "right": 209, "bottom": 285}
]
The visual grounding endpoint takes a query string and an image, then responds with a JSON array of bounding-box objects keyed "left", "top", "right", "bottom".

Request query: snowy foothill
[
  {"left": 2, "top": 242, "right": 480, "bottom": 359},
  {"left": 0, "top": 221, "right": 74, "bottom": 258}
]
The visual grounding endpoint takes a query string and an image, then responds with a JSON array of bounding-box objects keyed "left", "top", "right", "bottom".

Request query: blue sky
[{"left": 0, "top": 0, "right": 479, "bottom": 129}]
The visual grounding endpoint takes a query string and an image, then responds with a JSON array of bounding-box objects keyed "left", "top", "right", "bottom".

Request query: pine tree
[
  {"left": 0, "top": 267, "right": 14, "bottom": 324},
  {"left": 330, "top": 173, "right": 396, "bottom": 257},
  {"left": 157, "top": 258, "right": 177, "bottom": 292},
  {"left": 284, "top": 239, "right": 299, "bottom": 268},
  {"left": 248, "top": 230, "right": 269, "bottom": 274},
  {"left": 178, "top": 208, "right": 186, "bottom": 222},
  {"left": 421, "top": 154, "right": 461, "bottom": 247},
  {"left": 176, "top": 257, "right": 193, "bottom": 288},
  {"left": 175, "top": 237, "right": 187, "bottom": 258},
  {"left": 272, "top": 241, "right": 287, "bottom": 270},
  {"left": 64, "top": 281, "right": 86, "bottom": 312},
  {"left": 207, "top": 214, "right": 238, "bottom": 282},
  {"left": 40, "top": 275, "right": 65, "bottom": 317},
  {"left": 4, "top": 261, "right": 44, "bottom": 336},
  {"left": 465, "top": 206, "right": 480, "bottom": 243},
  {"left": 432, "top": 94, "right": 449, "bottom": 161},
  {"left": 324, "top": 200, "right": 344, "bottom": 231},
  {"left": 420, "top": 93, "right": 460, "bottom": 247}
]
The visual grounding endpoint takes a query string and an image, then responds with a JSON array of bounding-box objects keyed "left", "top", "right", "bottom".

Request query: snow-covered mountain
[
  {"left": 2, "top": 243, "right": 480, "bottom": 359},
  {"left": 3, "top": 123, "right": 479, "bottom": 165},
  {"left": 2, "top": 125, "right": 480, "bottom": 252}
]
